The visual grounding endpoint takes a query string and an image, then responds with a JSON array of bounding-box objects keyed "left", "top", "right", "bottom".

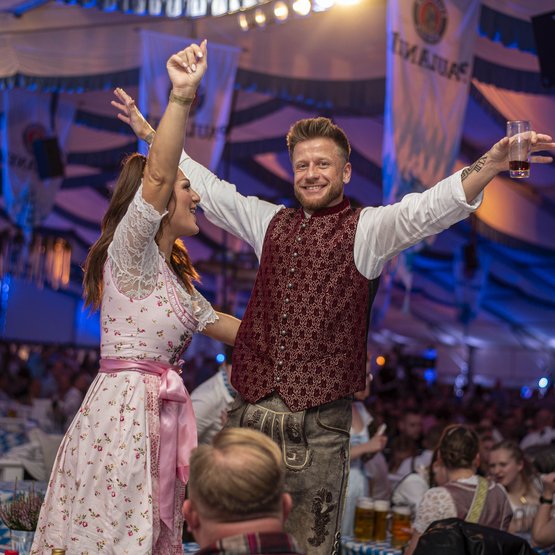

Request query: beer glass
[
  {"left": 372, "top": 499, "right": 390, "bottom": 541},
  {"left": 506, "top": 120, "right": 531, "bottom": 178},
  {"left": 353, "top": 497, "right": 374, "bottom": 541},
  {"left": 391, "top": 505, "right": 412, "bottom": 547}
]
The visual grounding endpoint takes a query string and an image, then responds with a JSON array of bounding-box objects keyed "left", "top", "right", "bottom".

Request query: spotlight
[
  {"left": 312, "top": 0, "right": 333, "bottom": 10},
  {"left": 238, "top": 11, "right": 249, "bottom": 30},
  {"left": 376, "top": 355, "right": 386, "bottom": 367},
  {"left": 254, "top": 7, "right": 267, "bottom": 26},
  {"left": 335, "top": 0, "right": 360, "bottom": 5},
  {"left": 273, "top": 0, "right": 289, "bottom": 21},
  {"left": 216, "top": 353, "right": 226, "bottom": 364},
  {"left": 538, "top": 376, "right": 549, "bottom": 389},
  {"left": 292, "top": 0, "right": 311, "bottom": 16}
]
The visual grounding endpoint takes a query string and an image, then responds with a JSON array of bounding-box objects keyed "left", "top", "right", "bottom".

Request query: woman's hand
[
  {"left": 541, "top": 472, "right": 555, "bottom": 497},
  {"left": 167, "top": 40, "right": 208, "bottom": 98},
  {"left": 365, "top": 430, "right": 388, "bottom": 455}
]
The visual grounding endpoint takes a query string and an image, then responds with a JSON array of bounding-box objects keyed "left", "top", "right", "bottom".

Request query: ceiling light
[
  {"left": 273, "top": 1, "right": 288, "bottom": 20},
  {"left": 312, "top": 0, "right": 333, "bottom": 11},
  {"left": 291, "top": 0, "right": 311, "bottom": 16},
  {"left": 238, "top": 11, "right": 249, "bottom": 30},
  {"left": 254, "top": 7, "right": 266, "bottom": 26}
]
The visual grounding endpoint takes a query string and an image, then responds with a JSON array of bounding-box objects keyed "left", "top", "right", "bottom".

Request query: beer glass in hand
[
  {"left": 507, "top": 120, "right": 531, "bottom": 178},
  {"left": 391, "top": 505, "right": 412, "bottom": 548}
]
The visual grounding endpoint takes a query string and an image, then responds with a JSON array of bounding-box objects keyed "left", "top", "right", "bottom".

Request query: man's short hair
[
  {"left": 188, "top": 427, "right": 284, "bottom": 522},
  {"left": 286, "top": 117, "right": 351, "bottom": 162}
]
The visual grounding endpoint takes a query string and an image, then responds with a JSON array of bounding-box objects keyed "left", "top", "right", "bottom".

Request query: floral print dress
[{"left": 31, "top": 185, "right": 217, "bottom": 555}]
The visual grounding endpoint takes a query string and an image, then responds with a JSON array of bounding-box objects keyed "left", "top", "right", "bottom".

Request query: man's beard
[{"left": 294, "top": 182, "right": 344, "bottom": 212}]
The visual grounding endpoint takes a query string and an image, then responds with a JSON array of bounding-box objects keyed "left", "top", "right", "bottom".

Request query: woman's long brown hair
[{"left": 83, "top": 153, "right": 199, "bottom": 310}]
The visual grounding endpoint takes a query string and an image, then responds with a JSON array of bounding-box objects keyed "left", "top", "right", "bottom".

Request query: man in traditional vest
[{"left": 112, "top": 85, "right": 554, "bottom": 555}]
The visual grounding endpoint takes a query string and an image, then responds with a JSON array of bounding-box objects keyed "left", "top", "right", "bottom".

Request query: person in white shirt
[
  {"left": 113, "top": 84, "right": 554, "bottom": 555},
  {"left": 191, "top": 346, "right": 236, "bottom": 445}
]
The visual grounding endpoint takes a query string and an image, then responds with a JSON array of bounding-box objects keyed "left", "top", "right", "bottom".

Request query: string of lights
[{"left": 57, "top": 0, "right": 361, "bottom": 29}]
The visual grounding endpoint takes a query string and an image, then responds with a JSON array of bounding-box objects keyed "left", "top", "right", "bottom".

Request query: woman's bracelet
[
  {"left": 169, "top": 91, "right": 195, "bottom": 106},
  {"left": 144, "top": 131, "right": 155, "bottom": 146},
  {"left": 539, "top": 495, "right": 553, "bottom": 505}
]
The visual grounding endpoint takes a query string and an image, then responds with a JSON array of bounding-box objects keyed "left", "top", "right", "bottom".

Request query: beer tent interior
[{"left": 1, "top": 0, "right": 555, "bottom": 390}]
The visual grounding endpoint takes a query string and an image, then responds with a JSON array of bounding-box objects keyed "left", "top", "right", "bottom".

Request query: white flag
[
  {"left": 139, "top": 31, "right": 240, "bottom": 171},
  {"left": 1, "top": 89, "right": 75, "bottom": 230},
  {"left": 383, "top": 0, "right": 481, "bottom": 204}
]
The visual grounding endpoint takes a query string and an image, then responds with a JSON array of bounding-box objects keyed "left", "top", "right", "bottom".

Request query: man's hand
[
  {"left": 486, "top": 132, "right": 555, "bottom": 174},
  {"left": 460, "top": 131, "right": 554, "bottom": 202},
  {"left": 111, "top": 87, "right": 155, "bottom": 144}
]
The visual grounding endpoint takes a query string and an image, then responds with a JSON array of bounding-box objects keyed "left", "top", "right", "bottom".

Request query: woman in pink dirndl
[{"left": 32, "top": 40, "right": 239, "bottom": 554}]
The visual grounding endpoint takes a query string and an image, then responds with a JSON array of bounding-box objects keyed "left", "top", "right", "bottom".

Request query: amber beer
[
  {"left": 391, "top": 505, "right": 412, "bottom": 547},
  {"left": 509, "top": 160, "right": 530, "bottom": 173},
  {"left": 353, "top": 497, "right": 374, "bottom": 541},
  {"left": 372, "top": 499, "right": 390, "bottom": 541},
  {"left": 507, "top": 120, "right": 531, "bottom": 178}
]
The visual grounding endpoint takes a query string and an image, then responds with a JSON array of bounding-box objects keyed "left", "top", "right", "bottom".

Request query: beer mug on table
[
  {"left": 373, "top": 499, "right": 390, "bottom": 541},
  {"left": 506, "top": 120, "right": 531, "bottom": 178},
  {"left": 353, "top": 496, "right": 374, "bottom": 541},
  {"left": 391, "top": 505, "right": 412, "bottom": 548}
]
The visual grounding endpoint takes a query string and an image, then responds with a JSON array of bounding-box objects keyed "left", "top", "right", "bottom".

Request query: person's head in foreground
[{"left": 183, "top": 427, "right": 293, "bottom": 548}]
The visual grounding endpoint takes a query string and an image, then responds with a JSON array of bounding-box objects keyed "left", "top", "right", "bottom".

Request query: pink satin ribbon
[{"left": 99, "top": 358, "right": 197, "bottom": 531}]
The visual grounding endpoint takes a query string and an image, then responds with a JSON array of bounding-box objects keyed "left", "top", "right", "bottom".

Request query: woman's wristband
[
  {"left": 539, "top": 495, "right": 553, "bottom": 505},
  {"left": 169, "top": 90, "right": 196, "bottom": 106},
  {"left": 144, "top": 131, "right": 155, "bottom": 146}
]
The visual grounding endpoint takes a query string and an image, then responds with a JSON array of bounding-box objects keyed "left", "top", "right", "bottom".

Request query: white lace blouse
[{"left": 100, "top": 184, "right": 217, "bottom": 362}]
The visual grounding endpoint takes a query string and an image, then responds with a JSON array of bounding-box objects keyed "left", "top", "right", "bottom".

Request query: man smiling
[{"left": 115, "top": 93, "right": 555, "bottom": 554}]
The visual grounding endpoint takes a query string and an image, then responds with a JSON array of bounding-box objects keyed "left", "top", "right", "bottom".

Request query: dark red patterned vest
[{"left": 232, "top": 198, "right": 379, "bottom": 412}]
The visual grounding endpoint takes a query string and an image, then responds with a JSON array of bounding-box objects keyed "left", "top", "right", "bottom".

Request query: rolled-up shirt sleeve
[{"left": 355, "top": 169, "right": 482, "bottom": 279}]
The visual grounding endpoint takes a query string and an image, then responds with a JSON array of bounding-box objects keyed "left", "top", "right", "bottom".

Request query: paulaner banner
[
  {"left": 383, "top": 0, "right": 481, "bottom": 204},
  {"left": 139, "top": 31, "right": 240, "bottom": 171}
]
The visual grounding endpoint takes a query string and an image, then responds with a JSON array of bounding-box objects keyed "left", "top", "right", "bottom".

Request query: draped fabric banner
[
  {"left": 1, "top": 89, "right": 75, "bottom": 231},
  {"left": 383, "top": 0, "right": 481, "bottom": 204},
  {"left": 138, "top": 31, "right": 240, "bottom": 171}
]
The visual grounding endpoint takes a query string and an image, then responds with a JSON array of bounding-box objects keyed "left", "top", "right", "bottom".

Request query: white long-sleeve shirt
[{"left": 180, "top": 153, "right": 482, "bottom": 279}]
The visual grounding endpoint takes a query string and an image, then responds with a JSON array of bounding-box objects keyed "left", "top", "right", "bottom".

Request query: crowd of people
[{"left": 0, "top": 39, "right": 553, "bottom": 555}]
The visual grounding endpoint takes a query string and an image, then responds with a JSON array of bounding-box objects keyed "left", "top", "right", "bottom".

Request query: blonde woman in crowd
[{"left": 489, "top": 440, "right": 541, "bottom": 537}]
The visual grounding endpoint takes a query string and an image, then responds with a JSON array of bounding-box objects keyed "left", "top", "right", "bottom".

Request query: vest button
[
  {"left": 301, "top": 222, "right": 307, "bottom": 229},
  {"left": 287, "top": 282, "right": 293, "bottom": 289},
  {"left": 296, "top": 236, "right": 302, "bottom": 242},
  {"left": 280, "top": 345, "right": 285, "bottom": 351},
  {"left": 281, "top": 330, "right": 287, "bottom": 336},
  {"left": 284, "top": 297, "right": 290, "bottom": 303},
  {"left": 289, "top": 268, "right": 295, "bottom": 274},
  {"left": 293, "top": 251, "right": 298, "bottom": 257},
  {"left": 282, "top": 313, "right": 288, "bottom": 320},
  {"left": 277, "top": 360, "right": 283, "bottom": 367},
  {"left": 276, "top": 375, "right": 282, "bottom": 382}
]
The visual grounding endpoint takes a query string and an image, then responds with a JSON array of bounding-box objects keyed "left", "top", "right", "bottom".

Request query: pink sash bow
[{"left": 99, "top": 358, "right": 197, "bottom": 531}]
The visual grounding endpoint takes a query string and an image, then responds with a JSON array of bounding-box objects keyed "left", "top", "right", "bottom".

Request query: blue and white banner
[
  {"left": 1, "top": 90, "right": 75, "bottom": 231},
  {"left": 383, "top": 0, "right": 481, "bottom": 204},
  {"left": 139, "top": 31, "right": 240, "bottom": 171}
]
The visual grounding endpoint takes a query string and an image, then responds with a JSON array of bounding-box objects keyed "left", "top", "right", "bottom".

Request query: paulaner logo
[
  {"left": 413, "top": 0, "right": 448, "bottom": 45},
  {"left": 391, "top": 0, "right": 469, "bottom": 83}
]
